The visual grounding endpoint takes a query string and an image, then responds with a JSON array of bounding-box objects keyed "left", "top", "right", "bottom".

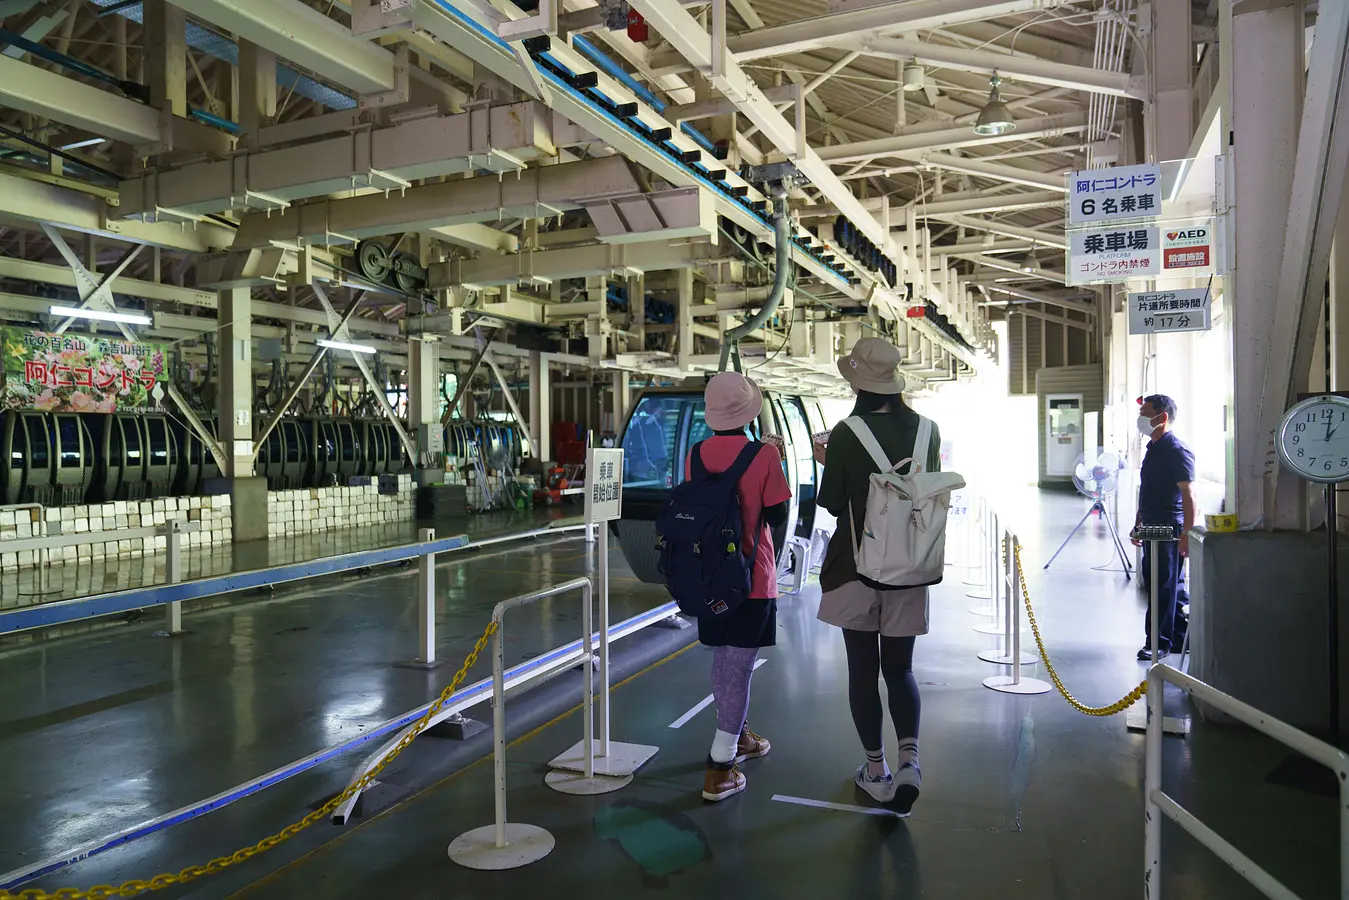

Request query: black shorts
[{"left": 697, "top": 597, "right": 777, "bottom": 649}]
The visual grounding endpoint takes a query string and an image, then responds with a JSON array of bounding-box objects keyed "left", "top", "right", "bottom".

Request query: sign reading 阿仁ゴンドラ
[
  {"left": 1068, "top": 163, "right": 1162, "bottom": 226},
  {"left": 1162, "top": 223, "right": 1212, "bottom": 271},
  {"left": 0, "top": 329, "right": 168, "bottom": 413},
  {"left": 1068, "top": 226, "right": 1160, "bottom": 284},
  {"left": 1126, "top": 288, "right": 1212, "bottom": 335},
  {"left": 586, "top": 447, "right": 625, "bottom": 525}
]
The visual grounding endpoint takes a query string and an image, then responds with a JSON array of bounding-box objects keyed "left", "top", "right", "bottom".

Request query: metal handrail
[{"left": 1145, "top": 664, "right": 1349, "bottom": 899}]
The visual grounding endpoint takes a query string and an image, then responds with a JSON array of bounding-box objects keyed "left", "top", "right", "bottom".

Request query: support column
[
  {"left": 627, "top": 273, "right": 646, "bottom": 352},
  {"left": 409, "top": 338, "right": 443, "bottom": 484},
  {"left": 1223, "top": 0, "right": 1304, "bottom": 526},
  {"left": 1148, "top": 0, "right": 1194, "bottom": 161},
  {"left": 1330, "top": 178, "right": 1349, "bottom": 392},
  {"left": 529, "top": 351, "right": 551, "bottom": 463},
  {"left": 143, "top": 0, "right": 186, "bottom": 117},
  {"left": 217, "top": 288, "right": 266, "bottom": 541},
  {"left": 238, "top": 39, "right": 277, "bottom": 145},
  {"left": 676, "top": 268, "right": 695, "bottom": 372},
  {"left": 611, "top": 371, "right": 630, "bottom": 435}
]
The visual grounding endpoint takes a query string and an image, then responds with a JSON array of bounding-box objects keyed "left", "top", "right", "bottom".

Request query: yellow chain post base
[
  {"left": 1013, "top": 543, "right": 1146, "bottom": 717},
  {"left": 1, "top": 621, "right": 500, "bottom": 900}
]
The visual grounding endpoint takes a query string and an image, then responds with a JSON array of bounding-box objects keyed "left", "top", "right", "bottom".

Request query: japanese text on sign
[
  {"left": 1126, "top": 288, "right": 1213, "bottom": 335},
  {"left": 586, "top": 447, "right": 625, "bottom": 524},
  {"left": 1068, "top": 226, "right": 1160, "bottom": 284},
  {"left": 1069, "top": 163, "right": 1162, "bottom": 226},
  {"left": 1, "top": 328, "right": 167, "bottom": 413},
  {"left": 1162, "top": 224, "right": 1212, "bottom": 271}
]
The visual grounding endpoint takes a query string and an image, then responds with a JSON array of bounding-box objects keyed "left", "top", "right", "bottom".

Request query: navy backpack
[{"left": 655, "top": 441, "right": 764, "bottom": 619}]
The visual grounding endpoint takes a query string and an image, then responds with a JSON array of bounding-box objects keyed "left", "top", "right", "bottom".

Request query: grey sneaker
[
  {"left": 854, "top": 764, "right": 895, "bottom": 803},
  {"left": 892, "top": 762, "right": 921, "bottom": 815}
]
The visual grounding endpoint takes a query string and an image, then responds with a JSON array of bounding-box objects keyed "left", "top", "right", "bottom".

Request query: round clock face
[{"left": 1277, "top": 395, "right": 1349, "bottom": 483}]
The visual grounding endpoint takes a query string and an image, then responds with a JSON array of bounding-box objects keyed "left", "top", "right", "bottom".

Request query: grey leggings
[{"left": 842, "top": 629, "right": 920, "bottom": 752}]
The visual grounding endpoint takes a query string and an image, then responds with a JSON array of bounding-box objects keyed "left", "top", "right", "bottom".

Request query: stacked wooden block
[
  {"left": 0, "top": 496, "right": 233, "bottom": 571},
  {"left": 266, "top": 474, "right": 415, "bottom": 538}
]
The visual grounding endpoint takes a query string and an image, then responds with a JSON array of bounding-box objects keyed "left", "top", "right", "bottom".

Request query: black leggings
[{"left": 842, "top": 629, "right": 921, "bottom": 752}]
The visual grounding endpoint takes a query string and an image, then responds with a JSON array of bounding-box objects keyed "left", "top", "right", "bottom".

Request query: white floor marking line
[
  {"left": 771, "top": 794, "right": 906, "bottom": 819},
  {"left": 667, "top": 658, "right": 768, "bottom": 729}
]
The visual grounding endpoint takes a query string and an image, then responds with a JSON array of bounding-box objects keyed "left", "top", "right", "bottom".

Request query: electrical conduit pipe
[{"left": 718, "top": 186, "right": 791, "bottom": 372}]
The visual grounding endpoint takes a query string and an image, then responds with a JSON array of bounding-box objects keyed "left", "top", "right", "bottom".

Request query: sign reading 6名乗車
[{"left": 1068, "top": 163, "right": 1162, "bottom": 226}]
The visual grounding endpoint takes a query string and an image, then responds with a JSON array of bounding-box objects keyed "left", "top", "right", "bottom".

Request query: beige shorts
[{"left": 817, "top": 580, "right": 929, "bottom": 638}]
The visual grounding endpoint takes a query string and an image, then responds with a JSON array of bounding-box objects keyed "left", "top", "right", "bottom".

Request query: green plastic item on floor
[{"left": 593, "top": 800, "right": 709, "bottom": 882}]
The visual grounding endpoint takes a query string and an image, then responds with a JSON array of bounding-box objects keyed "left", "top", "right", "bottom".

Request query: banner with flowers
[{"left": 1, "top": 328, "right": 168, "bottom": 413}]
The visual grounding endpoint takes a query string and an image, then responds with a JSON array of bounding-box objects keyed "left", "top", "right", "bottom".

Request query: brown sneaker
[
  {"left": 702, "top": 760, "right": 747, "bottom": 802},
  {"left": 736, "top": 726, "right": 771, "bottom": 763}
]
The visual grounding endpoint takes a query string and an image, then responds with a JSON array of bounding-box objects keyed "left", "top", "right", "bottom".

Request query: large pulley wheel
[{"left": 357, "top": 240, "right": 392, "bottom": 283}]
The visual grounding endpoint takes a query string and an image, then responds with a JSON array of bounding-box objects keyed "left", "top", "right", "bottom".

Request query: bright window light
[
  {"left": 317, "top": 339, "right": 377, "bottom": 354},
  {"left": 49, "top": 305, "right": 151, "bottom": 326}
]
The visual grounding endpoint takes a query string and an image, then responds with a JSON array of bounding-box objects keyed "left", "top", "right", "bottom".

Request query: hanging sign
[
  {"left": 1162, "top": 224, "right": 1212, "bottom": 270},
  {"left": 1069, "top": 163, "right": 1162, "bottom": 225},
  {"left": 0, "top": 329, "right": 167, "bottom": 413},
  {"left": 1068, "top": 226, "right": 1160, "bottom": 283},
  {"left": 586, "top": 447, "right": 625, "bottom": 524},
  {"left": 1126, "top": 288, "right": 1213, "bottom": 335}
]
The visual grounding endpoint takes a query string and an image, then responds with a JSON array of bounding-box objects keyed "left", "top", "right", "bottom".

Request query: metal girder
[
  {"left": 627, "top": 0, "right": 910, "bottom": 281},
  {"left": 905, "top": 189, "right": 1064, "bottom": 217},
  {"left": 1259, "top": 0, "right": 1349, "bottom": 529},
  {"left": 481, "top": 352, "right": 535, "bottom": 456},
  {"left": 838, "top": 37, "right": 1144, "bottom": 99},
  {"left": 651, "top": 0, "right": 1073, "bottom": 68},
  {"left": 930, "top": 213, "right": 1067, "bottom": 249},
  {"left": 0, "top": 256, "right": 217, "bottom": 309},
  {"left": 441, "top": 327, "right": 494, "bottom": 427},
  {"left": 910, "top": 153, "right": 1067, "bottom": 191},
  {"left": 437, "top": 238, "right": 720, "bottom": 287},
  {"left": 229, "top": 156, "right": 640, "bottom": 248},
  {"left": 931, "top": 238, "right": 1032, "bottom": 256},
  {"left": 166, "top": 0, "right": 396, "bottom": 95},
  {"left": 311, "top": 282, "right": 417, "bottom": 462},
  {"left": 954, "top": 252, "right": 1066, "bottom": 284},
  {"left": 36, "top": 223, "right": 228, "bottom": 472},
  {"left": 979, "top": 282, "right": 1095, "bottom": 314},
  {"left": 39, "top": 230, "right": 145, "bottom": 333},
  {"left": 816, "top": 113, "right": 1088, "bottom": 163},
  {"left": 664, "top": 83, "right": 798, "bottom": 122},
  {"left": 0, "top": 172, "right": 235, "bottom": 252},
  {"left": 120, "top": 102, "right": 554, "bottom": 220}
]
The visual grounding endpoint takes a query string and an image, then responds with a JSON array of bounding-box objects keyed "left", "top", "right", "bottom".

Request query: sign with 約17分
[
  {"left": 1126, "top": 288, "right": 1213, "bottom": 335},
  {"left": 0, "top": 328, "right": 167, "bottom": 413}
]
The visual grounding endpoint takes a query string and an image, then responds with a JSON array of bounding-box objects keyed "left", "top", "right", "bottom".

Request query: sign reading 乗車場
[{"left": 0, "top": 328, "right": 167, "bottom": 413}]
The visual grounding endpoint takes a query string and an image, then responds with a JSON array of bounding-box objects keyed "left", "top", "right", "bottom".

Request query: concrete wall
[{"left": 1190, "top": 529, "right": 1349, "bottom": 735}]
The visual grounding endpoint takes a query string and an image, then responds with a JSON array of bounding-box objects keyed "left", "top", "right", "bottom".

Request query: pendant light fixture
[
  {"left": 1020, "top": 242, "right": 1038, "bottom": 273},
  {"left": 973, "top": 71, "right": 1016, "bottom": 136}
]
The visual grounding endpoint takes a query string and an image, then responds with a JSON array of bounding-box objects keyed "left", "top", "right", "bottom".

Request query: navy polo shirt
[{"left": 1138, "top": 431, "right": 1196, "bottom": 525}]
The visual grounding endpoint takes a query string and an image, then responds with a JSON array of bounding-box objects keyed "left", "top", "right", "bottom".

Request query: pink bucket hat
[{"left": 703, "top": 372, "right": 763, "bottom": 431}]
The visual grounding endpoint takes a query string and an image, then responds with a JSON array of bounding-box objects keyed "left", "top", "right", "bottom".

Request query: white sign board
[
  {"left": 1069, "top": 163, "right": 1162, "bottom": 225},
  {"left": 1162, "top": 223, "right": 1212, "bottom": 271},
  {"left": 1068, "top": 226, "right": 1160, "bottom": 283},
  {"left": 1127, "top": 288, "right": 1213, "bottom": 335},
  {"left": 586, "top": 447, "right": 624, "bottom": 524}
]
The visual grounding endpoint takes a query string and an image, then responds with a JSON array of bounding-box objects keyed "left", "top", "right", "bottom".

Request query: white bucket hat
[{"left": 837, "top": 337, "right": 906, "bottom": 395}]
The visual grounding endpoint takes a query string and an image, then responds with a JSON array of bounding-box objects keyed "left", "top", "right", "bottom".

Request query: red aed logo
[{"left": 1166, "top": 228, "right": 1208, "bottom": 242}]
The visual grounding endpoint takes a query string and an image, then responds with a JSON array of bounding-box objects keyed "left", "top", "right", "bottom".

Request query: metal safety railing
[{"left": 1144, "top": 664, "right": 1349, "bottom": 899}]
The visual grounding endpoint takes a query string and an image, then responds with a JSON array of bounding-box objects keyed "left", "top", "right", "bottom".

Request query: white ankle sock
[
  {"left": 865, "top": 748, "right": 889, "bottom": 777},
  {"left": 710, "top": 729, "right": 740, "bottom": 764},
  {"left": 898, "top": 738, "right": 919, "bottom": 768}
]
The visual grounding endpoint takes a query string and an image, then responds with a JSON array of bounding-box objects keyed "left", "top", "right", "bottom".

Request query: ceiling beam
[
  {"left": 930, "top": 213, "right": 1067, "bottom": 249},
  {"left": 816, "top": 112, "right": 1088, "bottom": 163},
  {"left": 911, "top": 153, "right": 1067, "bottom": 191},
  {"left": 955, "top": 252, "right": 1066, "bottom": 283}
]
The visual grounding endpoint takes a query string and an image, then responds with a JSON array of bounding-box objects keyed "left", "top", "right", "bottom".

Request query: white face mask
[{"left": 1137, "top": 414, "right": 1158, "bottom": 436}]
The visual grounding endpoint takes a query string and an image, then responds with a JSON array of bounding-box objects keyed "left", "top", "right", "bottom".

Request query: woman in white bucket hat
[{"left": 816, "top": 337, "right": 943, "bottom": 816}]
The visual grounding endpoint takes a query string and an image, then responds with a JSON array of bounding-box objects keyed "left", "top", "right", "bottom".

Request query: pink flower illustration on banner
[
  {"left": 70, "top": 391, "right": 97, "bottom": 413},
  {"left": 33, "top": 389, "right": 58, "bottom": 411}
]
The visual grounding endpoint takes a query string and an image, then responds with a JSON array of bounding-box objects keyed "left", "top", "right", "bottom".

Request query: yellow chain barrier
[
  {"left": 1, "top": 620, "right": 500, "bottom": 900},
  {"left": 1013, "top": 542, "right": 1146, "bottom": 717}
]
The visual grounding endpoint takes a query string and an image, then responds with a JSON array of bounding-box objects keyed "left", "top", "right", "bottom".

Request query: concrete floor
[{"left": 2, "top": 490, "right": 1340, "bottom": 899}]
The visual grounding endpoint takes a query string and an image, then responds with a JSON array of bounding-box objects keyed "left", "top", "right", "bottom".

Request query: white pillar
[
  {"left": 409, "top": 338, "right": 441, "bottom": 476},
  {"left": 1149, "top": 0, "right": 1194, "bottom": 162},
  {"left": 143, "top": 0, "right": 186, "bottom": 117},
  {"left": 238, "top": 39, "right": 277, "bottom": 144},
  {"left": 611, "top": 371, "right": 630, "bottom": 435},
  {"left": 1222, "top": 0, "right": 1305, "bottom": 525},
  {"left": 529, "top": 351, "right": 552, "bottom": 463},
  {"left": 677, "top": 268, "right": 695, "bottom": 372},
  {"left": 218, "top": 288, "right": 254, "bottom": 479}
]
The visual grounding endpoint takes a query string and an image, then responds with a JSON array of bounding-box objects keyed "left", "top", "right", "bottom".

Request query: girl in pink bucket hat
[
  {"left": 687, "top": 371, "right": 792, "bottom": 802},
  {"left": 816, "top": 337, "right": 943, "bottom": 815}
]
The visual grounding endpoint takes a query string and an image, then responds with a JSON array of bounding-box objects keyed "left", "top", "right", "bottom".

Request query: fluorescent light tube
[
  {"left": 317, "top": 339, "right": 376, "bottom": 354},
  {"left": 49, "top": 305, "right": 152, "bottom": 326}
]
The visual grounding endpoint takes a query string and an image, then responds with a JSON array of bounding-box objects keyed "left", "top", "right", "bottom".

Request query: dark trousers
[{"left": 1141, "top": 539, "right": 1187, "bottom": 653}]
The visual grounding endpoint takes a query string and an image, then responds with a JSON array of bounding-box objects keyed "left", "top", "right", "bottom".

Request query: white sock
[
  {"left": 710, "top": 729, "right": 740, "bottom": 764},
  {"left": 898, "top": 738, "right": 919, "bottom": 768}
]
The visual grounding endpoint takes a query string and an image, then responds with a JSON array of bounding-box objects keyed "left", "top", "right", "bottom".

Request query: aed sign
[
  {"left": 1162, "top": 224, "right": 1212, "bottom": 270},
  {"left": 1068, "top": 163, "right": 1162, "bottom": 226},
  {"left": 586, "top": 447, "right": 624, "bottom": 524}
]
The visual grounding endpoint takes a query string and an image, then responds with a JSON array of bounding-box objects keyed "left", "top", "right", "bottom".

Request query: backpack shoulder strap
[
  {"left": 840, "top": 416, "right": 892, "bottom": 473},
  {"left": 724, "top": 440, "right": 764, "bottom": 483},
  {"left": 689, "top": 441, "right": 709, "bottom": 479},
  {"left": 911, "top": 416, "right": 933, "bottom": 474}
]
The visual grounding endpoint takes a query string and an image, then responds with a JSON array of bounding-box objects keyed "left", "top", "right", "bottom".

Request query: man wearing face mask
[{"left": 1130, "top": 394, "right": 1197, "bottom": 660}]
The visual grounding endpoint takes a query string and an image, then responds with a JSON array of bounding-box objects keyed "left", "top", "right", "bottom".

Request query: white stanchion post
[
  {"left": 984, "top": 537, "right": 1052, "bottom": 695},
  {"left": 1144, "top": 668, "right": 1163, "bottom": 896},
  {"left": 547, "top": 447, "right": 657, "bottom": 785},
  {"left": 962, "top": 498, "right": 986, "bottom": 586},
  {"left": 978, "top": 529, "right": 1038, "bottom": 666},
  {"left": 417, "top": 529, "right": 436, "bottom": 666},
  {"left": 967, "top": 502, "right": 994, "bottom": 601},
  {"left": 165, "top": 520, "right": 183, "bottom": 635},
  {"left": 973, "top": 511, "right": 1003, "bottom": 631}
]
